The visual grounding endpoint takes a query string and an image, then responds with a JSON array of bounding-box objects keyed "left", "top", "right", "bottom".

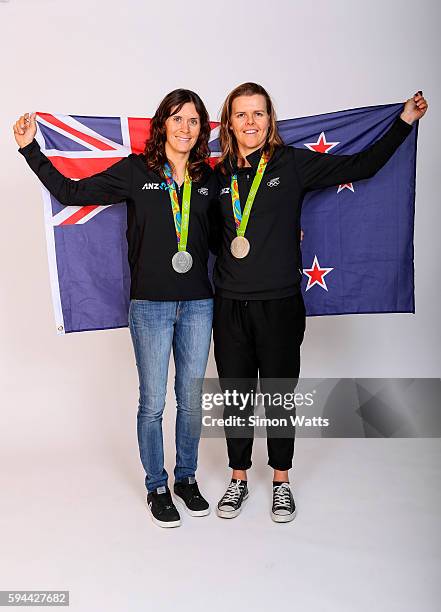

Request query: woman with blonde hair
[{"left": 212, "top": 82, "right": 427, "bottom": 522}]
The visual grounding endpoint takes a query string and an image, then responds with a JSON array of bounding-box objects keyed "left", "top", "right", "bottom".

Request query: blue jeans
[{"left": 128, "top": 298, "right": 213, "bottom": 493}]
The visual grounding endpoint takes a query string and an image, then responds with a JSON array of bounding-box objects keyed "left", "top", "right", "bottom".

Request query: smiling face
[
  {"left": 164, "top": 102, "right": 200, "bottom": 157},
  {"left": 229, "top": 94, "right": 270, "bottom": 158}
]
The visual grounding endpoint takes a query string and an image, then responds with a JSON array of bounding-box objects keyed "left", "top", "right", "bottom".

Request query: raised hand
[
  {"left": 400, "top": 91, "right": 428, "bottom": 125},
  {"left": 13, "top": 112, "right": 37, "bottom": 149}
]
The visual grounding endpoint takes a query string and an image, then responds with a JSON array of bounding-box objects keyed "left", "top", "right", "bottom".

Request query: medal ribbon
[
  {"left": 163, "top": 163, "right": 192, "bottom": 252},
  {"left": 230, "top": 153, "right": 268, "bottom": 237}
]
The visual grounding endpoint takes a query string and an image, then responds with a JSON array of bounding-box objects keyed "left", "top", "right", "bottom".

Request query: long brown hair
[
  {"left": 144, "top": 89, "right": 211, "bottom": 182},
  {"left": 218, "top": 82, "right": 284, "bottom": 174}
]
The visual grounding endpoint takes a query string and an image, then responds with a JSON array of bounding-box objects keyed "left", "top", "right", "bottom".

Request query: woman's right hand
[{"left": 13, "top": 112, "right": 37, "bottom": 149}]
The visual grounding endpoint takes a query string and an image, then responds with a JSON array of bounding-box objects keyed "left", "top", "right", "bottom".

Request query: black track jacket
[
  {"left": 19, "top": 139, "right": 218, "bottom": 301},
  {"left": 213, "top": 115, "right": 414, "bottom": 300}
]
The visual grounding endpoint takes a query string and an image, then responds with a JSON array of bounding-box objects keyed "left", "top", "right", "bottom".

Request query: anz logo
[
  {"left": 267, "top": 177, "right": 280, "bottom": 188},
  {"left": 142, "top": 182, "right": 169, "bottom": 190}
]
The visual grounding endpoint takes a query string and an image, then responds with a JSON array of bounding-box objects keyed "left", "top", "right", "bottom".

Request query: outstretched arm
[
  {"left": 292, "top": 92, "right": 428, "bottom": 193},
  {"left": 14, "top": 112, "right": 132, "bottom": 206}
]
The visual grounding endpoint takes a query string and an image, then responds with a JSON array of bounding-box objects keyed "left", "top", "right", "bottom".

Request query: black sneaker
[
  {"left": 173, "top": 477, "right": 210, "bottom": 517},
  {"left": 216, "top": 479, "right": 249, "bottom": 519},
  {"left": 271, "top": 482, "right": 296, "bottom": 523},
  {"left": 146, "top": 486, "right": 181, "bottom": 528}
]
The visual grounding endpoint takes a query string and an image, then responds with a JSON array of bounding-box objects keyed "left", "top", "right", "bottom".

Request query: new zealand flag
[{"left": 33, "top": 103, "right": 417, "bottom": 333}]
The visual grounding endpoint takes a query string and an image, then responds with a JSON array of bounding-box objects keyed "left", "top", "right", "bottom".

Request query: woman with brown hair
[
  {"left": 14, "top": 89, "right": 218, "bottom": 529},
  {"left": 213, "top": 82, "right": 427, "bottom": 522}
]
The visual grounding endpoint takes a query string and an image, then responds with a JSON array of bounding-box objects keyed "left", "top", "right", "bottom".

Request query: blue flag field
[{"left": 33, "top": 103, "right": 418, "bottom": 334}]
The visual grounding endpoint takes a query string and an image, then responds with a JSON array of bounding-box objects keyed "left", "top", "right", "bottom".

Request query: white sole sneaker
[
  {"left": 173, "top": 493, "right": 211, "bottom": 517},
  {"left": 216, "top": 492, "right": 249, "bottom": 519},
  {"left": 146, "top": 500, "right": 181, "bottom": 528},
  {"left": 271, "top": 508, "right": 297, "bottom": 523}
]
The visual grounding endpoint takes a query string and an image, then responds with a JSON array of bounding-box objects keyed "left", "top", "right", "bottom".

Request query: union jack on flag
[
  {"left": 34, "top": 103, "right": 418, "bottom": 334},
  {"left": 35, "top": 113, "right": 219, "bottom": 334}
]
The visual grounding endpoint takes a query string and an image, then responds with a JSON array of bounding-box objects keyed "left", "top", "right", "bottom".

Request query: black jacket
[
  {"left": 213, "top": 115, "right": 413, "bottom": 300},
  {"left": 19, "top": 139, "right": 218, "bottom": 301}
]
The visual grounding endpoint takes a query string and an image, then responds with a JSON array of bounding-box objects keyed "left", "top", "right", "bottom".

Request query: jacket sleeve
[
  {"left": 206, "top": 172, "right": 223, "bottom": 256},
  {"left": 292, "top": 115, "right": 414, "bottom": 192},
  {"left": 208, "top": 197, "right": 223, "bottom": 256},
  {"left": 18, "top": 138, "right": 132, "bottom": 205}
]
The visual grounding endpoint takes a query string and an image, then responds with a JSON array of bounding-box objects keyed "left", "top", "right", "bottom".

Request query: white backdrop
[
  {"left": 0, "top": 2, "right": 440, "bottom": 609},
  {"left": 0, "top": 0, "right": 439, "bottom": 460}
]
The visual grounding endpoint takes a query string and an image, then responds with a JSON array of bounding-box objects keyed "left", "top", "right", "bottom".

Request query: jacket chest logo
[
  {"left": 267, "top": 177, "right": 280, "bottom": 188},
  {"left": 141, "top": 182, "right": 168, "bottom": 190}
]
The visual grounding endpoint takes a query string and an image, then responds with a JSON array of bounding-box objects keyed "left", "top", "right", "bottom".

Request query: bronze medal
[{"left": 230, "top": 236, "right": 250, "bottom": 259}]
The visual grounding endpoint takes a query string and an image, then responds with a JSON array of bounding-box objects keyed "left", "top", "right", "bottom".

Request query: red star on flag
[
  {"left": 303, "top": 255, "right": 334, "bottom": 291},
  {"left": 304, "top": 132, "right": 339, "bottom": 154},
  {"left": 337, "top": 183, "right": 355, "bottom": 193}
]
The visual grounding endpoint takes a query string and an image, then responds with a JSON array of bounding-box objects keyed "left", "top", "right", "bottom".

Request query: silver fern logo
[{"left": 267, "top": 177, "right": 280, "bottom": 187}]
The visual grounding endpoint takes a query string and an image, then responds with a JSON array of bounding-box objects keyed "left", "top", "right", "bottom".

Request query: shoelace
[
  {"left": 273, "top": 483, "right": 292, "bottom": 509},
  {"left": 220, "top": 480, "right": 245, "bottom": 505}
]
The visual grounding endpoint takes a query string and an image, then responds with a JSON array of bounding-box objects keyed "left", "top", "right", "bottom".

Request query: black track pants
[{"left": 213, "top": 293, "right": 306, "bottom": 471}]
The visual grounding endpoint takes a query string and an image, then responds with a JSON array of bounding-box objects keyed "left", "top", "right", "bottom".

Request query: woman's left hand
[{"left": 400, "top": 91, "right": 428, "bottom": 125}]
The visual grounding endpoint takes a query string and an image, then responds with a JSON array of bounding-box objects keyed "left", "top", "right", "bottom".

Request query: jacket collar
[
  {"left": 229, "top": 146, "right": 265, "bottom": 174},
  {"left": 244, "top": 147, "right": 264, "bottom": 170}
]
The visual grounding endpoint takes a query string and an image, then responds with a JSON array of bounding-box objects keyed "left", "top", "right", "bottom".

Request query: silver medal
[{"left": 172, "top": 250, "right": 193, "bottom": 273}]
